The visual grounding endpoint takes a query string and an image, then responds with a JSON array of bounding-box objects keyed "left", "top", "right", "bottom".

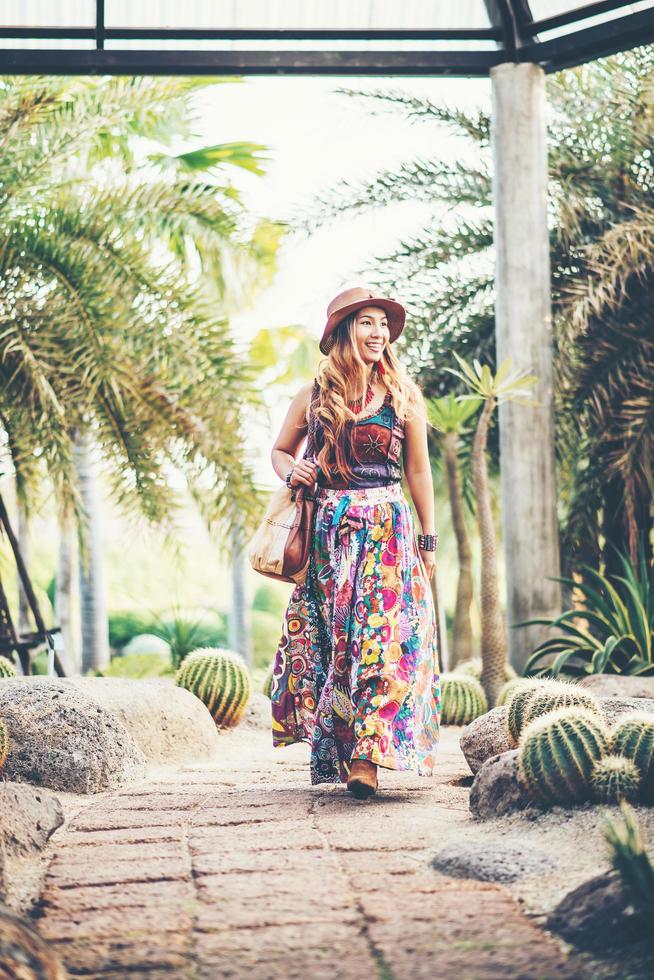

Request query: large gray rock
[
  {"left": 469, "top": 749, "right": 533, "bottom": 819},
  {"left": 0, "top": 782, "right": 64, "bottom": 903},
  {"left": 0, "top": 677, "right": 147, "bottom": 793},
  {"left": 460, "top": 706, "right": 513, "bottom": 774},
  {"left": 600, "top": 696, "right": 654, "bottom": 727},
  {"left": 547, "top": 871, "right": 648, "bottom": 950},
  {"left": 68, "top": 677, "right": 221, "bottom": 766},
  {"left": 242, "top": 691, "right": 271, "bottom": 731},
  {"left": 431, "top": 840, "right": 554, "bottom": 883},
  {"left": 580, "top": 675, "right": 654, "bottom": 700}
]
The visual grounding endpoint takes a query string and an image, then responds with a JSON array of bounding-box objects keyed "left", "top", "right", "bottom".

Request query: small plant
[
  {"left": 440, "top": 673, "right": 487, "bottom": 725},
  {"left": 0, "top": 657, "right": 17, "bottom": 679},
  {"left": 518, "top": 707, "right": 609, "bottom": 806},
  {"left": 176, "top": 647, "right": 251, "bottom": 728},
  {"left": 521, "top": 538, "right": 653, "bottom": 678},
  {"left": 611, "top": 713, "right": 654, "bottom": 803},
  {"left": 0, "top": 718, "right": 9, "bottom": 771},
  {"left": 505, "top": 679, "right": 556, "bottom": 744},
  {"left": 592, "top": 755, "right": 641, "bottom": 803},
  {"left": 522, "top": 682, "right": 602, "bottom": 730},
  {"left": 603, "top": 802, "right": 654, "bottom": 921}
]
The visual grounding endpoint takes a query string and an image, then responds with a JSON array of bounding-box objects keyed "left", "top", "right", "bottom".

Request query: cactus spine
[
  {"left": 592, "top": 755, "right": 641, "bottom": 804},
  {"left": 176, "top": 647, "right": 251, "bottom": 727},
  {"left": 0, "top": 657, "right": 17, "bottom": 679},
  {"left": 518, "top": 707, "right": 609, "bottom": 806},
  {"left": 522, "top": 683, "right": 601, "bottom": 730},
  {"left": 440, "top": 673, "right": 487, "bottom": 725},
  {"left": 611, "top": 714, "right": 654, "bottom": 803},
  {"left": 0, "top": 718, "right": 9, "bottom": 771},
  {"left": 497, "top": 677, "right": 534, "bottom": 707},
  {"left": 505, "top": 681, "right": 552, "bottom": 744}
]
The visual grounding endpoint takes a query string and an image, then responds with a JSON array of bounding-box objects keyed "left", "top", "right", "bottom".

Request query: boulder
[
  {"left": 242, "top": 691, "right": 271, "bottom": 731},
  {"left": 580, "top": 675, "right": 654, "bottom": 700},
  {"left": 68, "top": 677, "right": 221, "bottom": 765},
  {"left": 0, "top": 906, "right": 67, "bottom": 979},
  {"left": 0, "top": 782, "right": 64, "bottom": 903},
  {"left": 431, "top": 840, "right": 553, "bottom": 883},
  {"left": 547, "top": 870, "right": 648, "bottom": 950},
  {"left": 0, "top": 677, "right": 146, "bottom": 793},
  {"left": 599, "top": 696, "right": 654, "bottom": 727},
  {"left": 469, "top": 749, "right": 533, "bottom": 819},
  {"left": 459, "top": 706, "right": 513, "bottom": 774}
]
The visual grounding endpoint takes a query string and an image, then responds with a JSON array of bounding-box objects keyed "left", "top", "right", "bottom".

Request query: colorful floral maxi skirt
[{"left": 270, "top": 482, "right": 441, "bottom": 785}]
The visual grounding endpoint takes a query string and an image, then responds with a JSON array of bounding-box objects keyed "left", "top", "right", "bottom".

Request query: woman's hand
[
  {"left": 419, "top": 547, "right": 436, "bottom": 580},
  {"left": 289, "top": 458, "right": 319, "bottom": 490}
]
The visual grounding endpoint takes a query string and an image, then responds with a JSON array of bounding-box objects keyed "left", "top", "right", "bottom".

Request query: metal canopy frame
[{"left": 1, "top": 1, "right": 653, "bottom": 76}]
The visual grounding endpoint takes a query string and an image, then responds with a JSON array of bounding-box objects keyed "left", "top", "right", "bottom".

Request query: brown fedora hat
[{"left": 319, "top": 286, "right": 406, "bottom": 355}]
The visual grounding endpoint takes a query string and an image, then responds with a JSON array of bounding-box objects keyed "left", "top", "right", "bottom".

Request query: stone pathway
[{"left": 34, "top": 726, "right": 577, "bottom": 979}]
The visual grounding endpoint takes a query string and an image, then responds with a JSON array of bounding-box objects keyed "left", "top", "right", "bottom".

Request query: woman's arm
[
  {"left": 270, "top": 382, "right": 319, "bottom": 489},
  {"left": 403, "top": 393, "right": 437, "bottom": 577}
]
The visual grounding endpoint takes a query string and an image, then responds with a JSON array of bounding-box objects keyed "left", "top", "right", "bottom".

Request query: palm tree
[
  {"left": 296, "top": 51, "right": 654, "bottom": 577},
  {"left": 426, "top": 395, "right": 480, "bottom": 666},
  {"left": 446, "top": 354, "right": 538, "bottom": 705}
]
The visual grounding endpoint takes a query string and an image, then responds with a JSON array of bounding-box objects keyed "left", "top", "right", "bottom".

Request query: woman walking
[{"left": 269, "top": 286, "right": 441, "bottom": 798}]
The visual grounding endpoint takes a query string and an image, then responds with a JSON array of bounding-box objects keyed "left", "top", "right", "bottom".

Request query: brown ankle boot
[{"left": 347, "top": 759, "right": 378, "bottom": 799}]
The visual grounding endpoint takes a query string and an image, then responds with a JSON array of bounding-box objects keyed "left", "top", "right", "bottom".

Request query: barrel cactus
[
  {"left": 522, "top": 682, "right": 602, "bottom": 731},
  {"left": 497, "top": 677, "right": 535, "bottom": 707},
  {"left": 0, "top": 657, "right": 17, "bottom": 679},
  {"left": 592, "top": 755, "right": 641, "bottom": 804},
  {"left": 262, "top": 664, "right": 274, "bottom": 699},
  {"left": 440, "top": 673, "right": 487, "bottom": 725},
  {"left": 518, "top": 707, "right": 609, "bottom": 806},
  {"left": 176, "top": 647, "right": 251, "bottom": 727},
  {"left": 505, "top": 680, "right": 554, "bottom": 744},
  {"left": 611, "top": 714, "right": 654, "bottom": 803},
  {"left": 0, "top": 718, "right": 9, "bottom": 771}
]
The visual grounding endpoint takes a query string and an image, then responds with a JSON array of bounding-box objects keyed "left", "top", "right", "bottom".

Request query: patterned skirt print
[{"left": 270, "top": 482, "right": 441, "bottom": 785}]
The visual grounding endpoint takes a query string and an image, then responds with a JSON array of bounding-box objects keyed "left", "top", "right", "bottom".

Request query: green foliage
[
  {"left": 521, "top": 682, "right": 602, "bottom": 731},
  {"left": 439, "top": 673, "right": 487, "bottom": 725},
  {"left": 97, "top": 654, "right": 174, "bottom": 680},
  {"left": 592, "top": 755, "right": 641, "bottom": 804},
  {"left": 147, "top": 610, "right": 228, "bottom": 669},
  {"left": 603, "top": 802, "right": 654, "bottom": 920},
  {"left": 518, "top": 707, "right": 609, "bottom": 806},
  {"left": 251, "top": 609, "right": 284, "bottom": 671},
  {"left": 0, "top": 718, "right": 8, "bottom": 771},
  {"left": 505, "top": 680, "right": 555, "bottom": 744},
  {"left": 454, "top": 657, "right": 516, "bottom": 684},
  {"left": 522, "top": 539, "right": 654, "bottom": 677},
  {"left": 252, "top": 583, "right": 288, "bottom": 618},
  {"left": 109, "top": 612, "right": 156, "bottom": 650},
  {"left": 176, "top": 647, "right": 251, "bottom": 727},
  {"left": 0, "top": 657, "right": 17, "bottom": 679},
  {"left": 611, "top": 713, "right": 654, "bottom": 803}
]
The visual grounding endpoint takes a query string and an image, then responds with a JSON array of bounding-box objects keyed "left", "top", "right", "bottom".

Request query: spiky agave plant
[{"left": 603, "top": 802, "right": 654, "bottom": 922}]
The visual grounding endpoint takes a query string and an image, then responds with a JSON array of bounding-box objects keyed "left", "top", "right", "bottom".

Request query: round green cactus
[
  {"left": 497, "top": 677, "right": 535, "bottom": 707},
  {"left": 522, "top": 682, "right": 602, "bottom": 731},
  {"left": 262, "top": 664, "right": 274, "bottom": 699},
  {"left": 176, "top": 647, "right": 251, "bottom": 728},
  {"left": 505, "top": 680, "right": 554, "bottom": 744},
  {"left": 611, "top": 713, "right": 654, "bottom": 804},
  {"left": 592, "top": 755, "right": 641, "bottom": 804},
  {"left": 454, "top": 657, "right": 517, "bottom": 684},
  {"left": 518, "top": 707, "right": 609, "bottom": 806},
  {"left": 0, "top": 718, "right": 9, "bottom": 772},
  {"left": 440, "top": 673, "right": 488, "bottom": 726},
  {"left": 0, "top": 657, "right": 17, "bottom": 679}
]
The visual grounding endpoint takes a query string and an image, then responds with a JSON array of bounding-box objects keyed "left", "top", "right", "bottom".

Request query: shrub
[
  {"left": 440, "top": 673, "right": 487, "bottom": 725},
  {"left": 0, "top": 657, "right": 17, "bottom": 679},
  {"left": 252, "top": 583, "right": 287, "bottom": 618},
  {"left": 518, "top": 707, "right": 609, "bottom": 806},
  {"left": 109, "top": 612, "right": 154, "bottom": 650},
  {"left": 98, "top": 654, "right": 174, "bottom": 679},
  {"left": 176, "top": 647, "right": 251, "bottom": 727}
]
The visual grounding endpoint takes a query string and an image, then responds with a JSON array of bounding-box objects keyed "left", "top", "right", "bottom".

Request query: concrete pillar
[{"left": 490, "top": 62, "right": 561, "bottom": 673}]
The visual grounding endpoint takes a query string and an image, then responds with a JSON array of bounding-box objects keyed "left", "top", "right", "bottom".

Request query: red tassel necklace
[{"left": 347, "top": 363, "right": 383, "bottom": 413}]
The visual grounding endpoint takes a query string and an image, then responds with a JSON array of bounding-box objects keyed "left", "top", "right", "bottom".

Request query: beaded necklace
[{"left": 347, "top": 363, "right": 382, "bottom": 413}]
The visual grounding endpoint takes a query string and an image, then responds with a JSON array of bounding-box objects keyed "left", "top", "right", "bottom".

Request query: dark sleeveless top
[{"left": 308, "top": 381, "right": 405, "bottom": 489}]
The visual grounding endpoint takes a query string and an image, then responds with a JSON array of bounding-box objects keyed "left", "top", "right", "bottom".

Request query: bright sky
[{"left": 193, "top": 74, "right": 490, "bottom": 488}]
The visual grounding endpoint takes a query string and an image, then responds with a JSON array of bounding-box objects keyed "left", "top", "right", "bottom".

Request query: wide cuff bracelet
[{"left": 417, "top": 533, "right": 438, "bottom": 551}]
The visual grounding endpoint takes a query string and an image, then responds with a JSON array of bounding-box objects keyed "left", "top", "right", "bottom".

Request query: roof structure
[{"left": 2, "top": 1, "right": 654, "bottom": 76}]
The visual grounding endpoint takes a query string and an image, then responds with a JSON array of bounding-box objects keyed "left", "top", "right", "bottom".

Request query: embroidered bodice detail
[{"left": 310, "top": 385, "right": 405, "bottom": 489}]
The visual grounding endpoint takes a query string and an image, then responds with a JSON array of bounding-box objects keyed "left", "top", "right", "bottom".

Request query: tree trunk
[
  {"left": 228, "top": 514, "right": 252, "bottom": 668},
  {"left": 56, "top": 505, "right": 79, "bottom": 673},
  {"left": 473, "top": 398, "right": 508, "bottom": 706},
  {"left": 16, "top": 497, "right": 31, "bottom": 635},
  {"left": 73, "top": 429, "right": 110, "bottom": 674},
  {"left": 442, "top": 432, "right": 475, "bottom": 666}
]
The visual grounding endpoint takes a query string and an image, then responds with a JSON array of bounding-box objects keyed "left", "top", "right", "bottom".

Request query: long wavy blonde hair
[{"left": 309, "top": 309, "right": 425, "bottom": 485}]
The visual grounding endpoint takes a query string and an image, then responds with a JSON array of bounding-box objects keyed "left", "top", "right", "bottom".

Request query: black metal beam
[
  {"left": 96, "top": 0, "right": 105, "bottom": 50},
  {"left": 525, "top": 7, "right": 654, "bottom": 72},
  {"left": 0, "top": 27, "right": 502, "bottom": 42},
  {"left": 530, "top": 0, "right": 637, "bottom": 36},
  {"left": 0, "top": 48, "right": 503, "bottom": 77}
]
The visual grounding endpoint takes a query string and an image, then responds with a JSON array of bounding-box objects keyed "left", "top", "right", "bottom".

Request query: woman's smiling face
[{"left": 354, "top": 306, "right": 389, "bottom": 366}]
